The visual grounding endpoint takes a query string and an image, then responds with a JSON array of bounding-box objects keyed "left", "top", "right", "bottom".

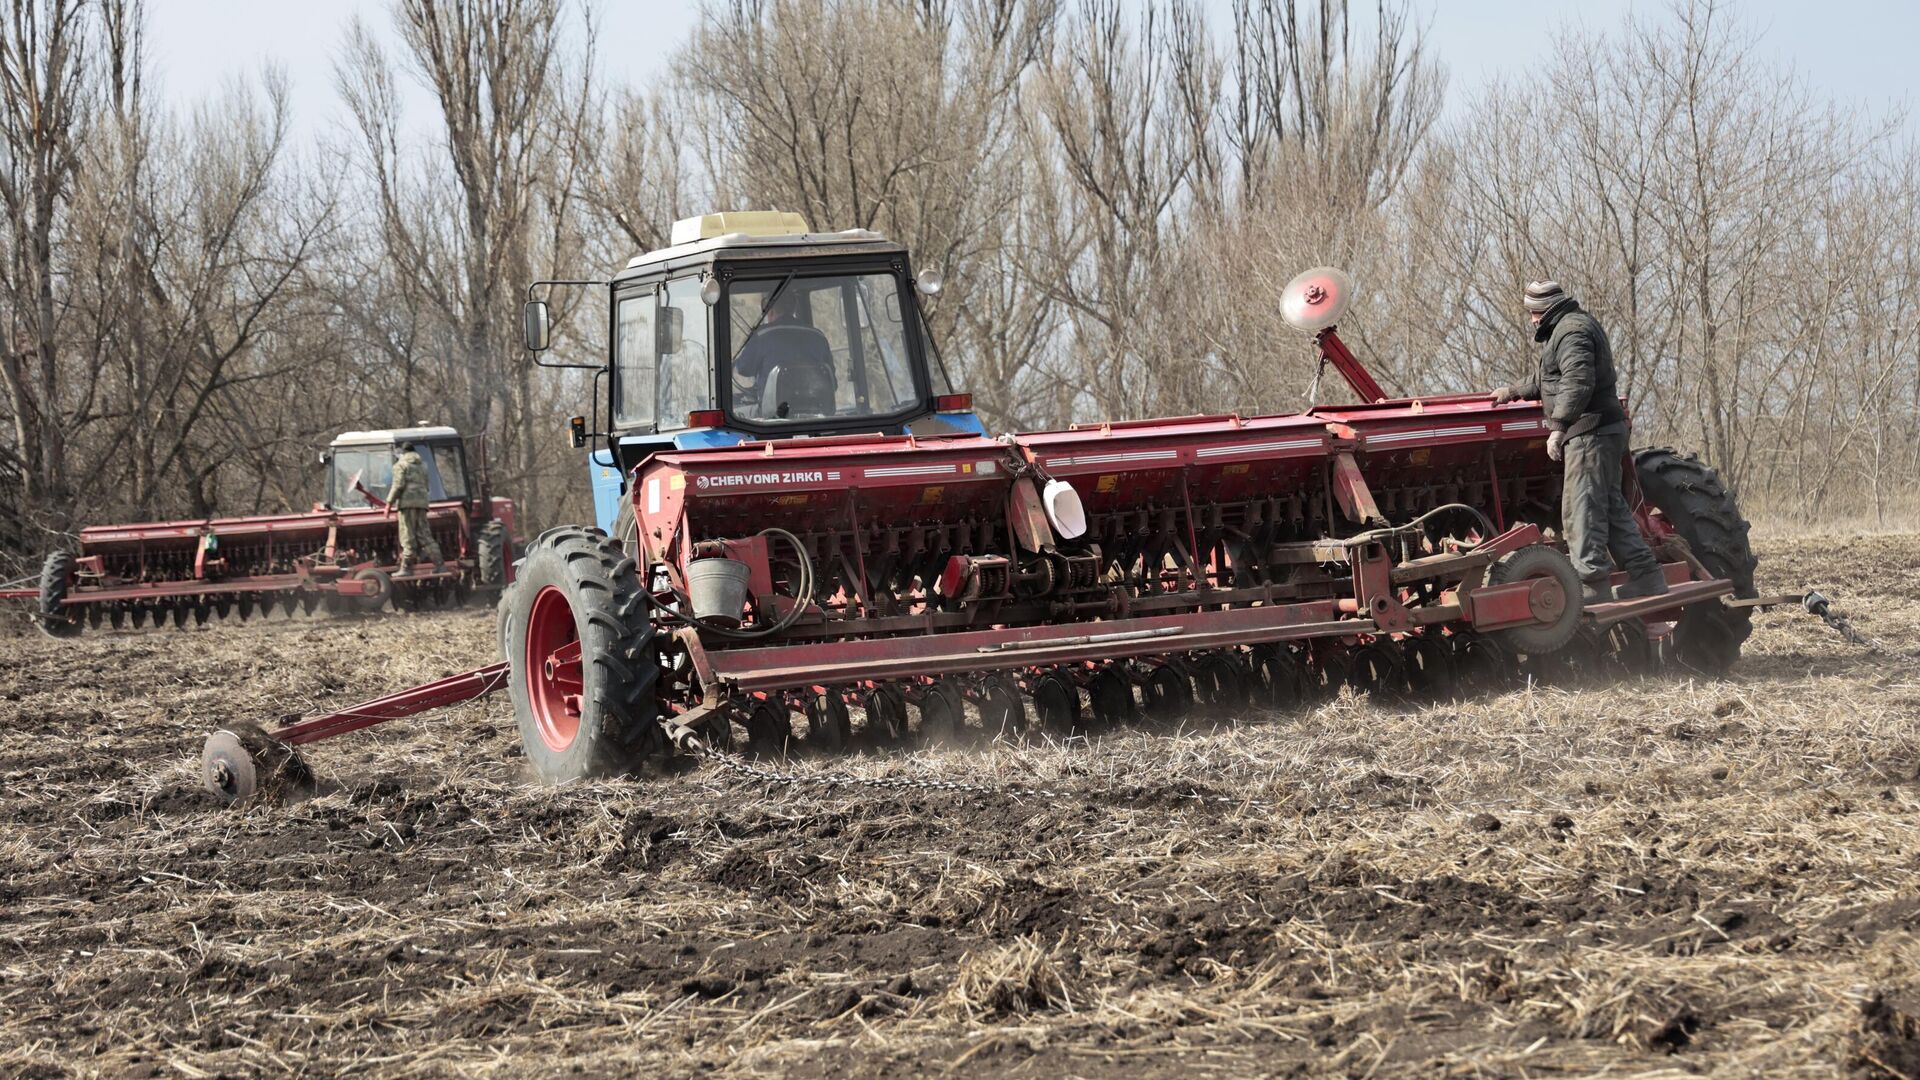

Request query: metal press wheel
[
  {"left": 861, "top": 685, "right": 908, "bottom": 747},
  {"left": 1140, "top": 664, "right": 1193, "bottom": 724},
  {"left": 977, "top": 674, "right": 1027, "bottom": 741},
  {"left": 915, "top": 680, "right": 966, "bottom": 746},
  {"left": 805, "top": 691, "right": 853, "bottom": 752},
  {"left": 1401, "top": 635, "right": 1457, "bottom": 700},
  {"left": 1086, "top": 668, "right": 1133, "bottom": 730},
  {"left": 1252, "top": 645, "right": 1312, "bottom": 712},
  {"left": 1344, "top": 641, "right": 1407, "bottom": 698},
  {"left": 1194, "top": 654, "right": 1252, "bottom": 718},
  {"left": 1029, "top": 669, "right": 1086, "bottom": 738}
]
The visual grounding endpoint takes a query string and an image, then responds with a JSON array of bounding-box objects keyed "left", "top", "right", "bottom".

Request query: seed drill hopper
[
  {"left": 10, "top": 427, "right": 517, "bottom": 635},
  {"left": 199, "top": 214, "right": 1759, "bottom": 800}
]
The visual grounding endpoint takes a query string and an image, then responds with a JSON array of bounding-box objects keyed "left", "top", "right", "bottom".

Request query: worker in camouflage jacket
[
  {"left": 1492, "top": 281, "right": 1668, "bottom": 604},
  {"left": 386, "top": 440, "right": 444, "bottom": 576}
]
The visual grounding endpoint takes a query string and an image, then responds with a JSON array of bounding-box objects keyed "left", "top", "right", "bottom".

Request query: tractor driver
[
  {"left": 731, "top": 288, "right": 836, "bottom": 418},
  {"left": 1492, "top": 280, "right": 1668, "bottom": 605},
  {"left": 386, "top": 439, "right": 445, "bottom": 578}
]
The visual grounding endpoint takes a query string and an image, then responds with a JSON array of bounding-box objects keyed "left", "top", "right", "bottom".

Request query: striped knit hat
[{"left": 1524, "top": 280, "right": 1569, "bottom": 314}]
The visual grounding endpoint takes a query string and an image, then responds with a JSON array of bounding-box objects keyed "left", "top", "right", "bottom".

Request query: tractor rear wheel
[
  {"left": 476, "top": 519, "right": 509, "bottom": 589},
  {"left": 1633, "top": 448, "right": 1758, "bottom": 675},
  {"left": 37, "top": 552, "right": 83, "bottom": 638},
  {"left": 505, "top": 527, "right": 662, "bottom": 782}
]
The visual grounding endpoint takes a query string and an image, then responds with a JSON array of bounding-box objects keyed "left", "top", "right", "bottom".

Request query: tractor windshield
[
  {"left": 330, "top": 447, "right": 393, "bottom": 509},
  {"left": 725, "top": 272, "right": 919, "bottom": 424}
]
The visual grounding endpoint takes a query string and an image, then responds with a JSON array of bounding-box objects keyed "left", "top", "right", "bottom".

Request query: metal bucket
[{"left": 687, "top": 557, "right": 751, "bottom": 627}]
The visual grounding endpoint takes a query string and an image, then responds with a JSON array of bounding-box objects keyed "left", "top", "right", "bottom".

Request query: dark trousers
[{"left": 1562, "top": 429, "right": 1662, "bottom": 586}]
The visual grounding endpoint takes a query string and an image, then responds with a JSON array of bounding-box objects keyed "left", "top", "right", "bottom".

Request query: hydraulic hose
[
  {"left": 1342, "top": 502, "right": 1497, "bottom": 548},
  {"left": 640, "top": 527, "right": 815, "bottom": 640}
]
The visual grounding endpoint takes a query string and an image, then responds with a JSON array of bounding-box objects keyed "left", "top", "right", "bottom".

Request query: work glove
[
  {"left": 1490, "top": 386, "right": 1515, "bottom": 404},
  {"left": 1546, "top": 429, "right": 1565, "bottom": 462}
]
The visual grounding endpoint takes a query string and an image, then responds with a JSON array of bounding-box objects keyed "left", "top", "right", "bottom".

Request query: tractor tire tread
[
  {"left": 1633, "top": 446, "right": 1758, "bottom": 674},
  {"left": 38, "top": 551, "right": 83, "bottom": 638},
  {"left": 476, "top": 520, "right": 509, "bottom": 587},
  {"left": 508, "top": 528, "right": 662, "bottom": 780}
]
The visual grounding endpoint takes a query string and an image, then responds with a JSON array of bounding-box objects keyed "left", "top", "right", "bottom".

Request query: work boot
[
  {"left": 397, "top": 559, "right": 416, "bottom": 579},
  {"left": 1580, "top": 581, "right": 1614, "bottom": 605},
  {"left": 1615, "top": 571, "right": 1671, "bottom": 600}
]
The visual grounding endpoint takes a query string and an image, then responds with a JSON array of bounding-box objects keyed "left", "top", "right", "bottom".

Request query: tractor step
[{"left": 1584, "top": 578, "right": 1734, "bottom": 627}]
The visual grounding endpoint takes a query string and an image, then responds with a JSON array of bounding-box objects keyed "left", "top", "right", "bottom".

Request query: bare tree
[
  {"left": 1020, "top": 0, "right": 1217, "bottom": 421},
  {"left": 1, "top": 0, "right": 1916, "bottom": 575},
  {"left": 1434, "top": 0, "right": 1900, "bottom": 515},
  {"left": 336, "top": 0, "right": 596, "bottom": 525},
  {"left": 673, "top": 0, "right": 1057, "bottom": 428},
  {"left": 0, "top": 0, "right": 89, "bottom": 530}
]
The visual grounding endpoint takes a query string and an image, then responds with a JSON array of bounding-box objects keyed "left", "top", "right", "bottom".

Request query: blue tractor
[{"left": 523, "top": 211, "right": 986, "bottom": 540}]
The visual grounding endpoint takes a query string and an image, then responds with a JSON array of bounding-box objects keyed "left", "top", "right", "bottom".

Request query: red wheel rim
[{"left": 525, "top": 585, "right": 585, "bottom": 753}]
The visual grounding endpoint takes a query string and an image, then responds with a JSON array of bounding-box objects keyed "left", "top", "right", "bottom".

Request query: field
[{"left": 2, "top": 533, "right": 1918, "bottom": 1078}]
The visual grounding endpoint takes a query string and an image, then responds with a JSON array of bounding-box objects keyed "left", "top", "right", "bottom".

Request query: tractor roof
[
  {"left": 614, "top": 211, "right": 905, "bottom": 282},
  {"left": 331, "top": 425, "right": 461, "bottom": 448}
]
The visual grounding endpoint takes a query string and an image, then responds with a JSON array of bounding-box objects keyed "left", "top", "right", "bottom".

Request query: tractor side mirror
[
  {"left": 523, "top": 300, "right": 551, "bottom": 352},
  {"left": 656, "top": 305, "right": 684, "bottom": 355}
]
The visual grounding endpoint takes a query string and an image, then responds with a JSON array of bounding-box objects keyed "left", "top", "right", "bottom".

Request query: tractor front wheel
[{"left": 504, "top": 527, "right": 663, "bottom": 782}]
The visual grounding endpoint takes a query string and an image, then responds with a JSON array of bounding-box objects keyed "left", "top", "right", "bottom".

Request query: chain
[
  {"left": 1802, "top": 591, "right": 1906, "bottom": 656},
  {"left": 680, "top": 730, "right": 1272, "bottom": 811}
]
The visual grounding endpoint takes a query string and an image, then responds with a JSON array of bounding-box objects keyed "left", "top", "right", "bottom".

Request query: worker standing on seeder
[
  {"left": 386, "top": 438, "right": 444, "bottom": 578},
  {"left": 1493, "top": 280, "right": 1669, "bottom": 605}
]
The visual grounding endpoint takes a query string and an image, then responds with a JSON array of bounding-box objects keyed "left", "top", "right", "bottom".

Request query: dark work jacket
[{"left": 1512, "top": 301, "right": 1628, "bottom": 434}]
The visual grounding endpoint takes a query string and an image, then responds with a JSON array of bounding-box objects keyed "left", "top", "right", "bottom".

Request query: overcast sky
[{"left": 146, "top": 1, "right": 1915, "bottom": 144}]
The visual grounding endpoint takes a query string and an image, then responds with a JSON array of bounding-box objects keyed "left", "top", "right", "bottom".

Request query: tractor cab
[
  {"left": 322, "top": 426, "right": 472, "bottom": 511},
  {"left": 523, "top": 211, "right": 986, "bottom": 533}
]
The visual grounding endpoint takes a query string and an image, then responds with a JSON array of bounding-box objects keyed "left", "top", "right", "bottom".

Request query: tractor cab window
[
  {"left": 614, "top": 294, "right": 656, "bottom": 428},
  {"left": 330, "top": 447, "right": 393, "bottom": 509},
  {"left": 656, "top": 278, "right": 714, "bottom": 427},
  {"left": 726, "top": 272, "right": 918, "bottom": 424},
  {"left": 427, "top": 442, "right": 469, "bottom": 499},
  {"left": 614, "top": 279, "right": 714, "bottom": 431}
]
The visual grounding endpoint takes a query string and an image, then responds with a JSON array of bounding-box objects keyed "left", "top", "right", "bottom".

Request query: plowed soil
[{"left": 3, "top": 533, "right": 1920, "bottom": 1077}]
